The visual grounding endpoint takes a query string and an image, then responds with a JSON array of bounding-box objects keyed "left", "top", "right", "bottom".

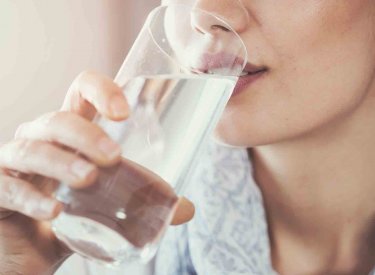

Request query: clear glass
[{"left": 52, "top": 4, "right": 247, "bottom": 267}]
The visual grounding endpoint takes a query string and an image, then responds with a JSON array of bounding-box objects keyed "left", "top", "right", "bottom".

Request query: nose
[{"left": 192, "top": 0, "right": 249, "bottom": 35}]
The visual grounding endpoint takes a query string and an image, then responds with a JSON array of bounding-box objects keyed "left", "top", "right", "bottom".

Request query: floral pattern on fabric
[{"left": 156, "top": 141, "right": 276, "bottom": 275}]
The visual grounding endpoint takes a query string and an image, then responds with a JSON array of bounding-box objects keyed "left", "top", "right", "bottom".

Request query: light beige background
[{"left": 0, "top": 0, "right": 159, "bottom": 142}]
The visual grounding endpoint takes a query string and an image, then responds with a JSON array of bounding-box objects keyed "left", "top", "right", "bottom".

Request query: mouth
[
  {"left": 188, "top": 52, "right": 246, "bottom": 76},
  {"left": 240, "top": 62, "right": 268, "bottom": 77},
  {"left": 232, "top": 63, "right": 268, "bottom": 97},
  {"left": 187, "top": 52, "right": 267, "bottom": 96}
]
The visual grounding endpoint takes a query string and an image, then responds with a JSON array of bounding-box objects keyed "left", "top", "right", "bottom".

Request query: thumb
[{"left": 171, "top": 197, "right": 195, "bottom": 225}]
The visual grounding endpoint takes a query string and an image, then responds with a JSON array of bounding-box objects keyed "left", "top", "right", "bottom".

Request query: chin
[
  {"left": 213, "top": 117, "right": 295, "bottom": 148},
  {"left": 211, "top": 125, "right": 261, "bottom": 148},
  {"left": 211, "top": 131, "right": 248, "bottom": 148}
]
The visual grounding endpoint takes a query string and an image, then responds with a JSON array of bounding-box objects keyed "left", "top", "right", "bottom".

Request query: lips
[
  {"left": 188, "top": 52, "right": 267, "bottom": 96},
  {"left": 241, "top": 62, "right": 267, "bottom": 76},
  {"left": 189, "top": 52, "right": 246, "bottom": 76},
  {"left": 232, "top": 66, "right": 267, "bottom": 96}
]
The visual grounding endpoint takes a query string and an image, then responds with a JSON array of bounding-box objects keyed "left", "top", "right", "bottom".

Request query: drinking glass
[{"left": 52, "top": 3, "right": 247, "bottom": 266}]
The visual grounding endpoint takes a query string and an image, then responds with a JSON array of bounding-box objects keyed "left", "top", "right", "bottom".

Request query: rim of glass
[{"left": 146, "top": 3, "right": 248, "bottom": 76}]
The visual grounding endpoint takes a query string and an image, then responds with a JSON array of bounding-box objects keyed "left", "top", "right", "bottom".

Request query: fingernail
[
  {"left": 98, "top": 138, "right": 121, "bottom": 160},
  {"left": 39, "top": 199, "right": 58, "bottom": 215},
  {"left": 111, "top": 97, "right": 128, "bottom": 118},
  {"left": 71, "top": 159, "right": 96, "bottom": 179}
]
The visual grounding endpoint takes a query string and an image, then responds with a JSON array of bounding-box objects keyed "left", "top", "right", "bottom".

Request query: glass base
[{"left": 52, "top": 212, "right": 158, "bottom": 266}]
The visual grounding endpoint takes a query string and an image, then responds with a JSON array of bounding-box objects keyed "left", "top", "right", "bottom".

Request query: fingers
[
  {"left": 0, "top": 174, "right": 62, "bottom": 220},
  {"left": 0, "top": 139, "right": 98, "bottom": 188},
  {"left": 15, "top": 111, "right": 122, "bottom": 167},
  {"left": 61, "top": 71, "right": 130, "bottom": 121},
  {"left": 171, "top": 197, "right": 195, "bottom": 225}
]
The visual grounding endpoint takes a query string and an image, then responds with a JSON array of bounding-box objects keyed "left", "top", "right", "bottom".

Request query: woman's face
[{"left": 167, "top": 0, "right": 375, "bottom": 147}]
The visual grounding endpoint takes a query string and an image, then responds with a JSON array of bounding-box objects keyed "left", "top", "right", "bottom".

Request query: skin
[
  {"left": 210, "top": 0, "right": 375, "bottom": 274},
  {"left": 1, "top": 0, "right": 375, "bottom": 274}
]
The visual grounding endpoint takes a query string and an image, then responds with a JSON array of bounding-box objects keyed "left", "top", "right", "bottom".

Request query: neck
[{"left": 251, "top": 90, "right": 375, "bottom": 274}]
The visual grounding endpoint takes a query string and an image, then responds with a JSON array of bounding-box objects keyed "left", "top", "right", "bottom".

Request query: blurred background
[
  {"left": 0, "top": 1, "right": 159, "bottom": 273},
  {"left": 0, "top": 0, "right": 159, "bottom": 142}
]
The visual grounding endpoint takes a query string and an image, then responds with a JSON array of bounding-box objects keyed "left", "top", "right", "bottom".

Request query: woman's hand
[{"left": 0, "top": 71, "right": 195, "bottom": 275}]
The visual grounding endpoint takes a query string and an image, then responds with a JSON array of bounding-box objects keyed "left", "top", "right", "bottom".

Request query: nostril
[
  {"left": 211, "top": 24, "right": 231, "bottom": 32},
  {"left": 194, "top": 24, "right": 231, "bottom": 35},
  {"left": 192, "top": 11, "right": 233, "bottom": 36}
]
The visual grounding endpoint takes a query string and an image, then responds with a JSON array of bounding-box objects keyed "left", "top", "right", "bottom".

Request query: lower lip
[{"left": 232, "top": 70, "right": 267, "bottom": 97}]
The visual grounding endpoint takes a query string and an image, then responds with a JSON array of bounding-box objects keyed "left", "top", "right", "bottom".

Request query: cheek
[{"left": 214, "top": 1, "right": 375, "bottom": 147}]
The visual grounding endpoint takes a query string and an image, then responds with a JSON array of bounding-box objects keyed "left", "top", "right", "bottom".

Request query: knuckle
[
  {"left": 0, "top": 177, "right": 19, "bottom": 207},
  {"left": 37, "top": 111, "right": 64, "bottom": 127},
  {"left": 77, "top": 120, "right": 105, "bottom": 140},
  {"left": 92, "top": 127, "right": 108, "bottom": 144},
  {"left": 75, "top": 70, "right": 95, "bottom": 87},
  {"left": 13, "top": 139, "right": 40, "bottom": 160},
  {"left": 78, "top": 70, "right": 94, "bottom": 79},
  {"left": 37, "top": 111, "right": 78, "bottom": 138},
  {"left": 10, "top": 140, "right": 53, "bottom": 170},
  {"left": 14, "top": 122, "right": 29, "bottom": 139}
]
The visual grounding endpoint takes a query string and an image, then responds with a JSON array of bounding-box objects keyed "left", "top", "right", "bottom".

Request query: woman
[{"left": 1, "top": 0, "right": 375, "bottom": 274}]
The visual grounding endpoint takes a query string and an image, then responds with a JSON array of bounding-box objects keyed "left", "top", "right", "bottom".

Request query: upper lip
[
  {"left": 189, "top": 52, "right": 267, "bottom": 76},
  {"left": 189, "top": 52, "right": 245, "bottom": 75},
  {"left": 242, "top": 62, "right": 268, "bottom": 75}
]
